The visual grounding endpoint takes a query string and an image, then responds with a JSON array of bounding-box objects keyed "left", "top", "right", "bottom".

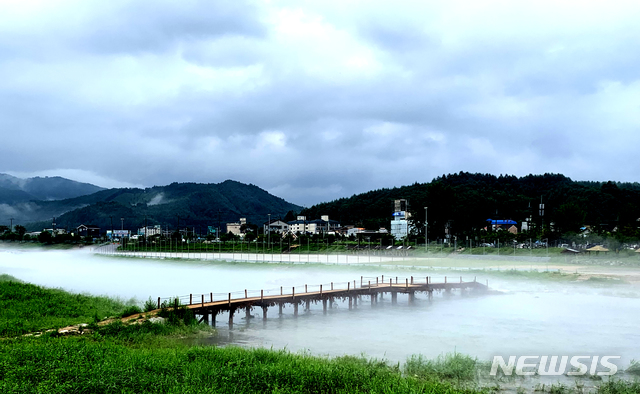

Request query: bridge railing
[{"left": 155, "top": 275, "right": 484, "bottom": 309}]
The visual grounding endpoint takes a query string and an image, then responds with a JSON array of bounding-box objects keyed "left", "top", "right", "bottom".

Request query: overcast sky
[{"left": 1, "top": 0, "right": 639, "bottom": 206}]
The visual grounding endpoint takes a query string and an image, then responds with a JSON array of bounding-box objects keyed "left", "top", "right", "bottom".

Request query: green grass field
[{"left": 0, "top": 274, "right": 131, "bottom": 336}]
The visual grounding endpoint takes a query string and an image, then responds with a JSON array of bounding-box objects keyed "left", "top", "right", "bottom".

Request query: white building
[
  {"left": 138, "top": 225, "right": 161, "bottom": 236},
  {"left": 264, "top": 219, "right": 289, "bottom": 234},
  {"left": 288, "top": 215, "right": 340, "bottom": 235},
  {"left": 390, "top": 199, "right": 414, "bottom": 240},
  {"left": 226, "top": 218, "right": 247, "bottom": 236},
  {"left": 347, "top": 227, "right": 365, "bottom": 237}
]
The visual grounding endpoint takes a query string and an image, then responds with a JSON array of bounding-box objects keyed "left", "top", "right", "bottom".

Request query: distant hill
[
  {"left": 301, "top": 172, "right": 640, "bottom": 238},
  {"left": 0, "top": 173, "right": 105, "bottom": 203},
  {"left": 21, "top": 180, "right": 302, "bottom": 233}
]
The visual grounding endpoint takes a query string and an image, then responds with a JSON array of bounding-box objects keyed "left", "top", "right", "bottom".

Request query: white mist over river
[{"left": 1, "top": 246, "right": 639, "bottom": 370}]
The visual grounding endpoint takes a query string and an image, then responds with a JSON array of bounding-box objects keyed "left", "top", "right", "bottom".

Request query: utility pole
[
  {"left": 539, "top": 196, "right": 545, "bottom": 235},
  {"left": 424, "top": 207, "right": 428, "bottom": 253},
  {"left": 217, "top": 209, "right": 221, "bottom": 242}
]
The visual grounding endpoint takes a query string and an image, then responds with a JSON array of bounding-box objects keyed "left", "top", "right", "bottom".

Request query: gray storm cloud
[{"left": 1, "top": 0, "right": 639, "bottom": 206}]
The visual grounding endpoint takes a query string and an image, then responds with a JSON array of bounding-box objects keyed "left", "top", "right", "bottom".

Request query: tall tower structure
[{"left": 390, "top": 199, "right": 412, "bottom": 240}]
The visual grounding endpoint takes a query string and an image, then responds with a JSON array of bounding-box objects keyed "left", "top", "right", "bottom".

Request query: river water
[{"left": 2, "top": 246, "right": 639, "bottom": 385}]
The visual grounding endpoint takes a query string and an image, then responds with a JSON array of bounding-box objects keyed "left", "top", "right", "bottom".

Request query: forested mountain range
[
  {"left": 21, "top": 180, "right": 302, "bottom": 233},
  {"left": 301, "top": 172, "right": 640, "bottom": 239},
  {"left": 6, "top": 172, "right": 640, "bottom": 240},
  {"left": 0, "top": 173, "right": 105, "bottom": 203}
]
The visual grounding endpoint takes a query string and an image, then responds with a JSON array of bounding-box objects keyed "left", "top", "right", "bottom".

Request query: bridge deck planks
[{"left": 182, "top": 281, "right": 486, "bottom": 313}]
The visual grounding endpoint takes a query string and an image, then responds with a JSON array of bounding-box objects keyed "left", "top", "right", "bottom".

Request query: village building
[{"left": 76, "top": 224, "right": 100, "bottom": 238}]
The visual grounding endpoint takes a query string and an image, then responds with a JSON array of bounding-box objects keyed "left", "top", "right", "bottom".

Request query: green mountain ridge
[{"left": 22, "top": 180, "right": 302, "bottom": 233}]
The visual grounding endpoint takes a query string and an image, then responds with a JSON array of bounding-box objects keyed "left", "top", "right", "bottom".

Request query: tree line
[{"left": 300, "top": 172, "right": 640, "bottom": 244}]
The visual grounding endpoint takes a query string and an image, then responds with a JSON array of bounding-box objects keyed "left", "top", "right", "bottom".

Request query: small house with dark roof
[
  {"left": 263, "top": 219, "right": 289, "bottom": 234},
  {"left": 77, "top": 224, "right": 100, "bottom": 238},
  {"left": 486, "top": 219, "right": 517, "bottom": 232}
]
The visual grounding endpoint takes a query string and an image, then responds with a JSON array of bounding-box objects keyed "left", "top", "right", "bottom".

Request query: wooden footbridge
[{"left": 153, "top": 275, "right": 489, "bottom": 328}]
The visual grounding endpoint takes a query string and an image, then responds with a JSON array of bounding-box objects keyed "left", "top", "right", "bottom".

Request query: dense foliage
[{"left": 302, "top": 172, "right": 640, "bottom": 243}]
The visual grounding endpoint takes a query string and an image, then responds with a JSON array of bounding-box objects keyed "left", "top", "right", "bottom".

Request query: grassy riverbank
[
  {"left": 0, "top": 275, "right": 479, "bottom": 393},
  {"left": 1, "top": 274, "right": 638, "bottom": 393},
  {"left": 0, "top": 274, "right": 132, "bottom": 336}
]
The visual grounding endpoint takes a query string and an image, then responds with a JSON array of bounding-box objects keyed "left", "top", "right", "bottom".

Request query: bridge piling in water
[{"left": 229, "top": 308, "right": 235, "bottom": 328}]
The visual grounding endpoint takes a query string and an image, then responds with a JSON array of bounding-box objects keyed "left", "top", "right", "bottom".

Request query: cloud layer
[{"left": 2, "top": 0, "right": 640, "bottom": 206}]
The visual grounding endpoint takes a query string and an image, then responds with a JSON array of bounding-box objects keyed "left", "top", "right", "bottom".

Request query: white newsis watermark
[{"left": 490, "top": 356, "right": 621, "bottom": 377}]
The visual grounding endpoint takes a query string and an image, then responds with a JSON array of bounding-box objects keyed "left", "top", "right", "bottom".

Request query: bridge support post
[
  {"left": 391, "top": 292, "right": 397, "bottom": 305},
  {"left": 323, "top": 298, "right": 327, "bottom": 314},
  {"left": 428, "top": 290, "right": 433, "bottom": 300},
  {"left": 279, "top": 303, "right": 283, "bottom": 316},
  {"left": 348, "top": 296, "right": 352, "bottom": 310},
  {"left": 229, "top": 308, "right": 235, "bottom": 328},
  {"left": 371, "top": 294, "right": 375, "bottom": 306},
  {"left": 245, "top": 307, "right": 251, "bottom": 321},
  {"left": 329, "top": 297, "right": 333, "bottom": 308},
  {"left": 294, "top": 302, "right": 298, "bottom": 317},
  {"left": 211, "top": 310, "right": 217, "bottom": 327},
  {"left": 305, "top": 299, "right": 310, "bottom": 311},
  {"left": 409, "top": 291, "right": 415, "bottom": 304},
  {"left": 262, "top": 306, "right": 267, "bottom": 321},
  {"left": 354, "top": 296, "right": 358, "bottom": 308}
]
